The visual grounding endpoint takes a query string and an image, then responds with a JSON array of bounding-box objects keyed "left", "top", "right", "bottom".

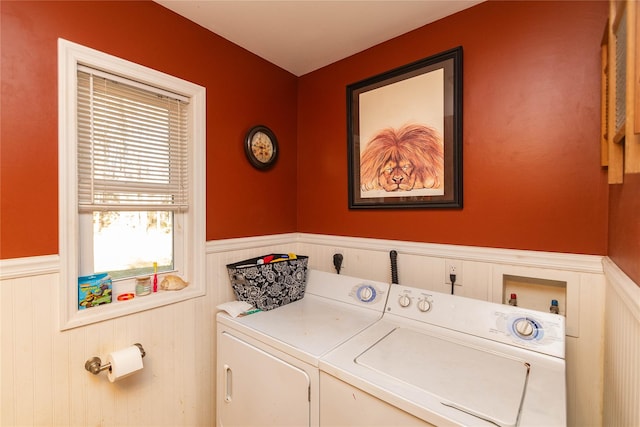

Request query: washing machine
[
  {"left": 216, "top": 269, "right": 389, "bottom": 427},
  {"left": 320, "top": 283, "right": 566, "bottom": 427}
]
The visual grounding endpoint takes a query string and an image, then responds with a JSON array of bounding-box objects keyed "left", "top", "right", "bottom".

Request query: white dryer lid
[{"left": 234, "top": 294, "right": 383, "bottom": 360}]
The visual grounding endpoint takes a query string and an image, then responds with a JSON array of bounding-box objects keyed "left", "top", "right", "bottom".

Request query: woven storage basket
[{"left": 226, "top": 255, "right": 308, "bottom": 311}]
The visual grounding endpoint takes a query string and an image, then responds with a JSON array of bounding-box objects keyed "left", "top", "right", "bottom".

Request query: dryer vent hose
[{"left": 390, "top": 250, "right": 398, "bottom": 284}]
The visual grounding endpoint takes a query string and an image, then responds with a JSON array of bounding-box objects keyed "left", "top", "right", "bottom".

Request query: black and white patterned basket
[{"left": 226, "top": 255, "right": 309, "bottom": 311}]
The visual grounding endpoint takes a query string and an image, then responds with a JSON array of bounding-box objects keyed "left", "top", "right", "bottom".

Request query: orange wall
[
  {"left": 2, "top": 1, "right": 627, "bottom": 269},
  {"left": 297, "top": 0, "right": 610, "bottom": 255},
  {"left": 0, "top": 0, "right": 298, "bottom": 259}
]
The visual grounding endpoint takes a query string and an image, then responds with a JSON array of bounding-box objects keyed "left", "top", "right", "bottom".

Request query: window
[
  {"left": 58, "top": 39, "right": 206, "bottom": 330},
  {"left": 86, "top": 211, "right": 175, "bottom": 280},
  {"left": 76, "top": 66, "right": 187, "bottom": 280}
]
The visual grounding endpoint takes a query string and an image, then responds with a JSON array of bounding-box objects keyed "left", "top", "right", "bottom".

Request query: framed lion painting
[{"left": 347, "top": 47, "right": 462, "bottom": 209}]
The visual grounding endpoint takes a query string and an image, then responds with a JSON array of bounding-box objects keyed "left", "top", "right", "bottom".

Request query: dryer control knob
[
  {"left": 514, "top": 318, "right": 535, "bottom": 337},
  {"left": 417, "top": 298, "right": 432, "bottom": 312},
  {"left": 398, "top": 294, "right": 411, "bottom": 308},
  {"left": 357, "top": 285, "right": 375, "bottom": 303}
]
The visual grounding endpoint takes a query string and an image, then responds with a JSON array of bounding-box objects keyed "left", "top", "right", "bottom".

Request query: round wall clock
[{"left": 244, "top": 125, "right": 278, "bottom": 170}]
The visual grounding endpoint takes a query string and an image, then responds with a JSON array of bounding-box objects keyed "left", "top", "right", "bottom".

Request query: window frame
[{"left": 58, "top": 38, "right": 206, "bottom": 330}]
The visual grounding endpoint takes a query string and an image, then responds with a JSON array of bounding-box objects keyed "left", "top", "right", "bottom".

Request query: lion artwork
[{"left": 360, "top": 124, "right": 444, "bottom": 192}]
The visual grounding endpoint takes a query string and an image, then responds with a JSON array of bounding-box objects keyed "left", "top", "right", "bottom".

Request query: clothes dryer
[{"left": 216, "top": 269, "right": 389, "bottom": 427}]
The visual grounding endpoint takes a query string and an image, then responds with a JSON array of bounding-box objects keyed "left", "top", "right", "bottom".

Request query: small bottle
[
  {"left": 550, "top": 299, "right": 560, "bottom": 314},
  {"left": 135, "top": 276, "right": 152, "bottom": 296},
  {"left": 508, "top": 293, "right": 518, "bottom": 306}
]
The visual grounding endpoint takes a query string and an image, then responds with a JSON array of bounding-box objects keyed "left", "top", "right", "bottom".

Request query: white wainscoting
[
  {"left": 0, "top": 233, "right": 298, "bottom": 427},
  {"left": 602, "top": 258, "right": 640, "bottom": 427},
  {"left": 0, "top": 269, "right": 212, "bottom": 426},
  {"left": 1, "top": 233, "right": 613, "bottom": 427}
]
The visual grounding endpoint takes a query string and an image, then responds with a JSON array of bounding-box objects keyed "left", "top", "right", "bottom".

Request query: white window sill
[{"left": 62, "top": 284, "right": 205, "bottom": 330}]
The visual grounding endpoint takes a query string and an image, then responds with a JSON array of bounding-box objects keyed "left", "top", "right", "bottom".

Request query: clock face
[
  {"left": 250, "top": 132, "right": 274, "bottom": 163},
  {"left": 245, "top": 126, "right": 278, "bottom": 169}
]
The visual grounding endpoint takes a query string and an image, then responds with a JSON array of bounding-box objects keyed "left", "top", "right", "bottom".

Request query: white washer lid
[{"left": 355, "top": 328, "right": 529, "bottom": 427}]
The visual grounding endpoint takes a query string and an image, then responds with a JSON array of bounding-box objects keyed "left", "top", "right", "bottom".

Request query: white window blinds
[{"left": 77, "top": 66, "right": 189, "bottom": 212}]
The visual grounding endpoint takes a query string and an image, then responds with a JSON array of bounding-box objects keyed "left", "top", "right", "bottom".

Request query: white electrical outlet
[{"left": 445, "top": 260, "right": 462, "bottom": 285}]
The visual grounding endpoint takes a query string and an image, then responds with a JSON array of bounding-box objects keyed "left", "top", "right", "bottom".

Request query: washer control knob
[
  {"left": 398, "top": 294, "right": 411, "bottom": 308},
  {"left": 417, "top": 298, "right": 432, "bottom": 312},
  {"left": 514, "top": 318, "right": 535, "bottom": 337}
]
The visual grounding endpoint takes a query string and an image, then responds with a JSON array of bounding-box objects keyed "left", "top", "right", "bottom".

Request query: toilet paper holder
[{"left": 84, "top": 343, "right": 146, "bottom": 375}]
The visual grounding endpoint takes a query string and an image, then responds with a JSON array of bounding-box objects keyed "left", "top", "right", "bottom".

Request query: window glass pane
[{"left": 93, "top": 211, "right": 174, "bottom": 279}]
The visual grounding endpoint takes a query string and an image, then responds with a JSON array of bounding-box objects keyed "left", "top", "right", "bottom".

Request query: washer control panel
[
  {"left": 389, "top": 289, "right": 434, "bottom": 313},
  {"left": 492, "top": 311, "right": 563, "bottom": 349},
  {"left": 386, "top": 284, "right": 565, "bottom": 358}
]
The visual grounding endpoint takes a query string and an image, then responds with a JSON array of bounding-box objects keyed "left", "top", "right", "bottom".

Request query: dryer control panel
[
  {"left": 305, "top": 270, "right": 389, "bottom": 312},
  {"left": 385, "top": 284, "right": 565, "bottom": 359}
]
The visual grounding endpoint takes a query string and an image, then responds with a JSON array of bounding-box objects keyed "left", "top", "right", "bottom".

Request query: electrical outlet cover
[{"left": 445, "top": 260, "right": 462, "bottom": 285}]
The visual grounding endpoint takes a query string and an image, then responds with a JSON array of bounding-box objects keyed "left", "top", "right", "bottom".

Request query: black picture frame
[{"left": 347, "top": 47, "right": 463, "bottom": 209}]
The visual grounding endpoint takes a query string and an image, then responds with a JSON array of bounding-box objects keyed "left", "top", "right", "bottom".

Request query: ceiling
[{"left": 154, "top": 1, "right": 483, "bottom": 76}]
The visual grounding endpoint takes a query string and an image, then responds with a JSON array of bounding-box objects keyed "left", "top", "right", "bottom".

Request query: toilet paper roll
[{"left": 107, "top": 345, "right": 144, "bottom": 383}]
